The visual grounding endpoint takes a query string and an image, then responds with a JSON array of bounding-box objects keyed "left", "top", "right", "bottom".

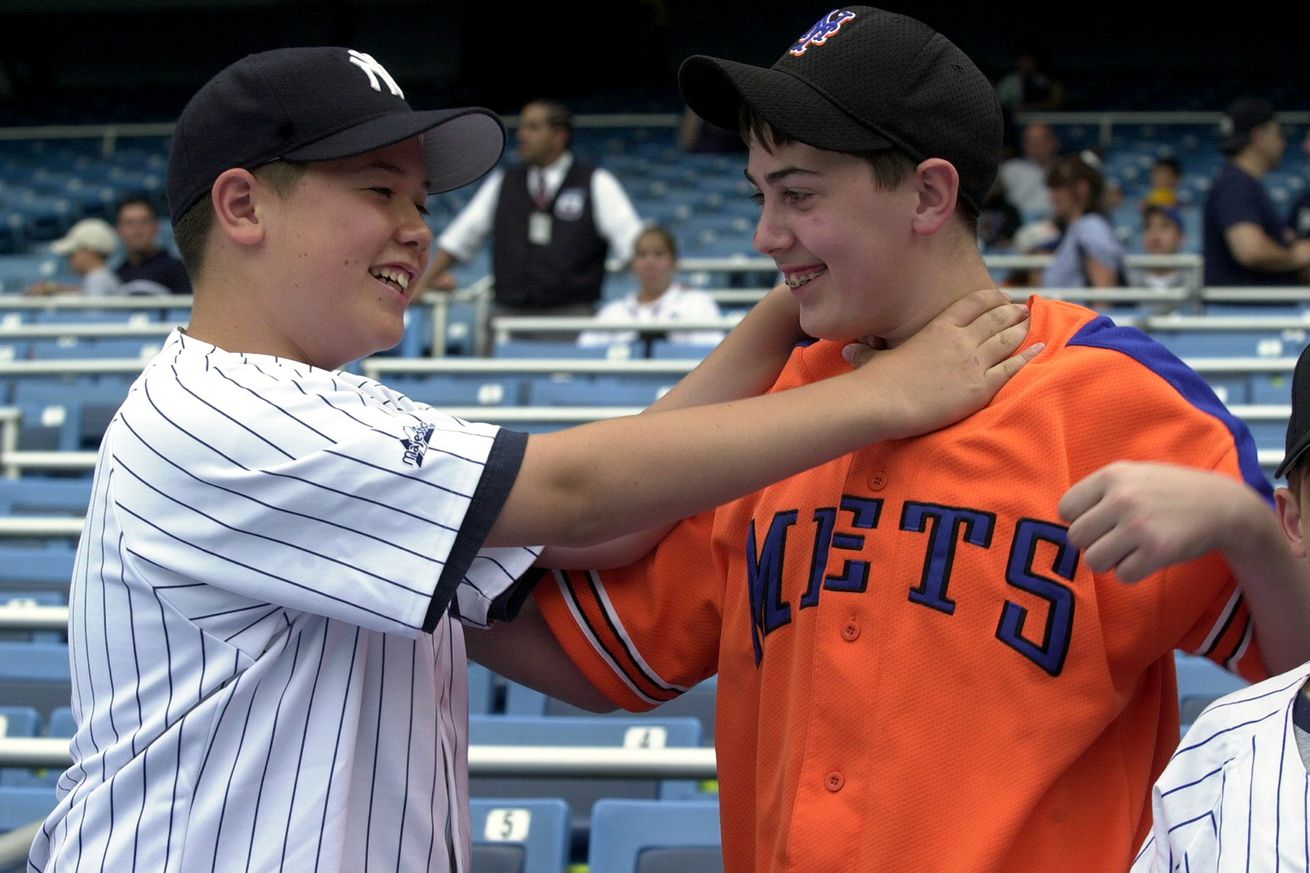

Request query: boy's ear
[
  {"left": 1275, "top": 487, "right": 1308, "bottom": 558},
  {"left": 911, "top": 158, "right": 960, "bottom": 236},
  {"left": 211, "top": 168, "right": 266, "bottom": 247}
]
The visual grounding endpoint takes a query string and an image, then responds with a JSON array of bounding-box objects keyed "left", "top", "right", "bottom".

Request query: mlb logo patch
[
  {"left": 554, "top": 188, "right": 587, "bottom": 221},
  {"left": 790, "top": 8, "right": 857, "bottom": 57}
]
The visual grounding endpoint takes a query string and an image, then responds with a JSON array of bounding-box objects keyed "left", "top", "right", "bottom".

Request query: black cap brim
[
  {"left": 678, "top": 55, "right": 895, "bottom": 154},
  {"left": 285, "top": 107, "right": 506, "bottom": 195},
  {"left": 1275, "top": 435, "right": 1310, "bottom": 481}
]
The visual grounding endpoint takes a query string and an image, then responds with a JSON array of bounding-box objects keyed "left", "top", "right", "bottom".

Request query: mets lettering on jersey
[
  {"left": 537, "top": 297, "right": 1270, "bottom": 873},
  {"left": 29, "top": 330, "right": 537, "bottom": 873},
  {"left": 747, "top": 501, "right": 1075, "bottom": 675},
  {"left": 1132, "top": 661, "right": 1310, "bottom": 872}
]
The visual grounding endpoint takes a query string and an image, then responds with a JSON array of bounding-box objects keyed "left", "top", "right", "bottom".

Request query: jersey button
[
  {"left": 841, "top": 620, "right": 860, "bottom": 642},
  {"left": 825, "top": 770, "right": 845, "bottom": 792},
  {"left": 868, "top": 471, "right": 887, "bottom": 491}
]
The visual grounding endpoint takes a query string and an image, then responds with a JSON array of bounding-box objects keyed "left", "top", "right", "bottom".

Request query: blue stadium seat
[
  {"left": 468, "top": 662, "right": 496, "bottom": 716},
  {"left": 386, "top": 375, "right": 523, "bottom": 407},
  {"left": 28, "top": 336, "right": 161, "bottom": 361},
  {"left": 15, "top": 400, "right": 83, "bottom": 452},
  {"left": 0, "top": 640, "right": 72, "bottom": 720},
  {"left": 0, "top": 706, "right": 39, "bottom": 739},
  {"left": 469, "top": 798, "right": 570, "bottom": 873},
  {"left": 0, "top": 706, "right": 48, "bottom": 788},
  {"left": 1175, "top": 652, "right": 1248, "bottom": 727},
  {"left": 493, "top": 340, "right": 623, "bottom": 360},
  {"left": 1155, "top": 329, "right": 1300, "bottom": 360},
  {"left": 0, "top": 254, "right": 56, "bottom": 293},
  {"left": 469, "top": 714, "right": 703, "bottom": 853},
  {"left": 0, "top": 547, "right": 76, "bottom": 597},
  {"left": 587, "top": 799, "right": 724, "bottom": 873},
  {"left": 648, "top": 340, "right": 718, "bottom": 360},
  {"left": 12, "top": 377, "right": 133, "bottom": 449},
  {"left": 0, "top": 785, "right": 56, "bottom": 834},
  {"left": 0, "top": 478, "right": 93, "bottom": 517},
  {"left": 45, "top": 707, "right": 76, "bottom": 739},
  {"left": 1201, "top": 375, "right": 1251, "bottom": 406},
  {"left": 1251, "top": 373, "right": 1294, "bottom": 405},
  {"left": 1244, "top": 419, "right": 1289, "bottom": 452},
  {"left": 524, "top": 375, "right": 665, "bottom": 407}
]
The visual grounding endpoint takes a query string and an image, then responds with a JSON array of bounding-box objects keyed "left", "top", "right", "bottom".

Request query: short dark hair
[
  {"left": 636, "top": 225, "right": 679, "bottom": 259},
  {"left": 1152, "top": 156, "right": 1181, "bottom": 177},
  {"left": 1046, "top": 154, "right": 1107, "bottom": 214},
  {"left": 115, "top": 193, "right": 160, "bottom": 221},
  {"left": 1287, "top": 459, "right": 1308, "bottom": 501},
  {"left": 174, "top": 160, "right": 308, "bottom": 283},
  {"left": 739, "top": 109, "right": 978, "bottom": 235}
]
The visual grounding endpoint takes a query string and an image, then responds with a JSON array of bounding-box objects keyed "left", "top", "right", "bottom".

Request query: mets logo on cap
[{"left": 790, "top": 8, "right": 857, "bottom": 56}]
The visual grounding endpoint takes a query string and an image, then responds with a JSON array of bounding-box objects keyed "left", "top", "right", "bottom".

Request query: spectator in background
[
  {"left": 114, "top": 195, "right": 192, "bottom": 295},
  {"left": 420, "top": 99, "right": 643, "bottom": 321},
  {"left": 25, "top": 217, "right": 122, "bottom": 297},
  {"left": 578, "top": 226, "right": 724, "bottom": 348},
  {"left": 998, "top": 121, "right": 1060, "bottom": 221},
  {"left": 1042, "top": 154, "right": 1126, "bottom": 288},
  {"left": 1142, "top": 156, "right": 1183, "bottom": 210},
  {"left": 1287, "top": 128, "right": 1310, "bottom": 240},
  {"left": 1203, "top": 99, "right": 1310, "bottom": 288},
  {"left": 995, "top": 49, "right": 1066, "bottom": 112},
  {"left": 1129, "top": 205, "right": 1190, "bottom": 291}
]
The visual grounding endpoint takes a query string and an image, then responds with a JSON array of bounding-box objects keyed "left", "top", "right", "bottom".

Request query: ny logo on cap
[
  {"left": 348, "top": 49, "right": 404, "bottom": 98},
  {"left": 789, "top": 8, "right": 857, "bottom": 57}
]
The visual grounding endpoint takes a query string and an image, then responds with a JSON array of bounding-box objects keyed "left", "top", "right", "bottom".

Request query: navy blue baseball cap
[
  {"left": 167, "top": 47, "right": 506, "bottom": 223},
  {"left": 1276, "top": 343, "right": 1310, "bottom": 481},
  {"left": 677, "top": 6, "right": 1002, "bottom": 212}
]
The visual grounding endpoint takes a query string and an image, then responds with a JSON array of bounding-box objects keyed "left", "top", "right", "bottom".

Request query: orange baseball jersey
[{"left": 535, "top": 297, "right": 1272, "bottom": 873}]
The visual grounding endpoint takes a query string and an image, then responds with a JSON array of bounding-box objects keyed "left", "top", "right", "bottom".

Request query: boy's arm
[
  {"left": 488, "top": 288, "right": 1039, "bottom": 549},
  {"left": 649, "top": 283, "right": 808, "bottom": 411},
  {"left": 1060, "top": 461, "right": 1310, "bottom": 673},
  {"left": 540, "top": 283, "right": 809, "bottom": 569},
  {"left": 464, "top": 596, "right": 616, "bottom": 711}
]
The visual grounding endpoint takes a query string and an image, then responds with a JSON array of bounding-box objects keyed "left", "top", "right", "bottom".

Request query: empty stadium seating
[
  {"left": 2, "top": 115, "right": 1310, "bottom": 872},
  {"left": 470, "top": 798, "right": 570, "bottom": 873},
  {"left": 587, "top": 798, "right": 724, "bottom": 873}
]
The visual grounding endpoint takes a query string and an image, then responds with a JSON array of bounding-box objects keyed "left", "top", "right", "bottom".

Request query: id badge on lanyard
[{"left": 529, "top": 211, "right": 552, "bottom": 246}]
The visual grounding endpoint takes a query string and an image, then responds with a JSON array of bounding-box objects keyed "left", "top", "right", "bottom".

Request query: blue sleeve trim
[{"left": 1068, "top": 316, "right": 1272, "bottom": 502}]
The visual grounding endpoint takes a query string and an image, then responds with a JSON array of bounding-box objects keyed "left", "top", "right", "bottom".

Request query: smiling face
[
  {"left": 257, "top": 137, "right": 432, "bottom": 369},
  {"left": 746, "top": 138, "right": 922, "bottom": 342}
]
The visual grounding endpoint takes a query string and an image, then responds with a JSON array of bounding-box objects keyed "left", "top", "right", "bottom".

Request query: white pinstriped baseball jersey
[
  {"left": 29, "top": 329, "right": 539, "bottom": 873},
  {"left": 1132, "top": 660, "right": 1310, "bottom": 872}
]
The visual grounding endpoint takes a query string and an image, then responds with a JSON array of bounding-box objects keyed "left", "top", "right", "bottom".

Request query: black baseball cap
[
  {"left": 1275, "top": 343, "right": 1310, "bottom": 480},
  {"left": 677, "top": 6, "right": 1002, "bottom": 212},
  {"left": 1220, "top": 98, "right": 1276, "bottom": 157},
  {"left": 167, "top": 47, "right": 506, "bottom": 224}
]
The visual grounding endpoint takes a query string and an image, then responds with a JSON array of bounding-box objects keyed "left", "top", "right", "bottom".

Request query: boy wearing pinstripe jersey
[
  {"left": 29, "top": 47, "right": 1038, "bottom": 872},
  {"left": 1072, "top": 347, "right": 1310, "bottom": 871}
]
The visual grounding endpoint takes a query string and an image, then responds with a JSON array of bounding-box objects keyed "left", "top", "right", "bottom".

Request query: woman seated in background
[
  {"left": 1041, "top": 154, "right": 1126, "bottom": 288},
  {"left": 578, "top": 226, "right": 726, "bottom": 348}
]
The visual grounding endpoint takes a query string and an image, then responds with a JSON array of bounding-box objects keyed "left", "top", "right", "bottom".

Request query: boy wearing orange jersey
[{"left": 471, "top": 7, "right": 1310, "bottom": 872}]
